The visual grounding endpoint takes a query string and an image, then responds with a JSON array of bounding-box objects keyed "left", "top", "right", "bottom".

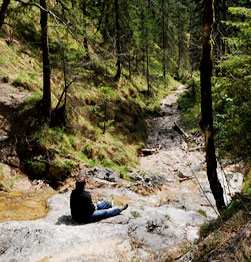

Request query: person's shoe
[{"left": 120, "top": 204, "right": 128, "bottom": 212}]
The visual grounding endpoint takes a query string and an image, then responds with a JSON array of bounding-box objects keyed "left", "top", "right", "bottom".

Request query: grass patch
[
  {"left": 196, "top": 209, "right": 207, "bottom": 217},
  {"left": 131, "top": 211, "right": 141, "bottom": 218},
  {"left": 0, "top": 39, "right": 42, "bottom": 90}
]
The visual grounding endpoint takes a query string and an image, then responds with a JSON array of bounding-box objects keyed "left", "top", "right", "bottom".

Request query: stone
[
  {"left": 2, "top": 76, "right": 9, "bottom": 83},
  {"left": 58, "top": 185, "right": 70, "bottom": 194},
  {"left": 8, "top": 156, "right": 20, "bottom": 167},
  {"left": 81, "top": 167, "right": 119, "bottom": 183},
  {"left": 0, "top": 135, "right": 9, "bottom": 142}
]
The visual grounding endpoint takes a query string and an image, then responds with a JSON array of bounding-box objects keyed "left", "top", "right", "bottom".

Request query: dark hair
[{"left": 75, "top": 176, "right": 87, "bottom": 189}]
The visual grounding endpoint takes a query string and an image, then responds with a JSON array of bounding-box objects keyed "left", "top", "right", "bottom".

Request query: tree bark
[
  {"left": 71, "top": 0, "right": 76, "bottom": 8},
  {"left": 177, "top": 16, "right": 182, "bottom": 72},
  {"left": 0, "top": 0, "right": 10, "bottom": 30},
  {"left": 146, "top": 42, "right": 150, "bottom": 94},
  {"left": 114, "top": 0, "right": 121, "bottom": 80},
  {"left": 40, "top": 0, "right": 51, "bottom": 121},
  {"left": 200, "top": 0, "right": 225, "bottom": 212},
  {"left": 82, "top": 0, "right": 90, "bottom": 61},
  {"left": 128, "top": 48, "right": 131, "bottom": 82},
  {"left": 161, "top": 0, "right": 166, "bottom": 80},
  {"left": 102, "top": 100, "right": 107, "bottom": 134}
]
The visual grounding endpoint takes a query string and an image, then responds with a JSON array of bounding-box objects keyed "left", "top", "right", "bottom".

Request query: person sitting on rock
[{"left": 70, "top": 175, "right": 128, "bottom": 223}]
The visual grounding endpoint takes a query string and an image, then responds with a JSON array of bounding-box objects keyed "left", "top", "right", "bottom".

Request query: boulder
[{"left": 81, "top": 167, "right": 119, "bottom": 183}]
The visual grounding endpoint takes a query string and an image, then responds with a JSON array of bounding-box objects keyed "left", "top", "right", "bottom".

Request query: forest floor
[{"left": 0, "top": 84, "right": 245, "bottom": 262}]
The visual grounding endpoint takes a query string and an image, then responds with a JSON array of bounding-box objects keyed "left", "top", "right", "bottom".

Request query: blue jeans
[{"left": 91, "top": 201, "right": 121, "bottom": 220}]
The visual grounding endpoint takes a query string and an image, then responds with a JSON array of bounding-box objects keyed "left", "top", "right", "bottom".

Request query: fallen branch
[
  {"left": 179, "top": 177, "right": 194, "bottom": 183},
  {"left": 189, "top": 146, "right": 204, "bottom": 152},
  {"left": 53, "top": 76, "right": 77, "bottom": 113},
  {"left": 173, "top": 121, "right": 189, "bottom": 139},
  {"left": 141, "top": 148, "right": 157, "bottom": 156}
]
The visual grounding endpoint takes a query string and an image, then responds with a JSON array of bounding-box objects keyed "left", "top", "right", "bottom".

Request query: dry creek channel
[{"left": 0, "top": 85, "right": 243, "bottom": 262}]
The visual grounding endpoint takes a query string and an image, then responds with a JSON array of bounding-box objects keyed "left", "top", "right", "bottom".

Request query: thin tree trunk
[
  {"left": 146, "top": 42, "right": 150, "bottom": 94},
  {"left": 40, "top": 0, "right": 51, "bottom": 120},
  {"left": 40, "top": 0, "right": 51, "bottom": 121},
  {"left": 177, "top": 16, "right": 181, "bottom": 72},
  {"left": 189, "top": 4, "right": 194, "bottom": 75},
  {"left": 82, "top": 0, "right": 90, "bottom": 61},
  {"left": 103, "top": 100, "right": 107, "bottom": 134},
  {"left": 162, "top": 0, "right": 166, "bottom": 80},
  {"left": 128, "top": 49, "right": 131, "bottom": 82},
  {"left": 142, "top": 53, "right": 145, "bottom": 76},
  {"left": 135, "top": 54, "right": 138, "bottom": 73},
  {"left": 63, "top": 49, "right": 67, "bottom": 107},
  {"left": 0, "top": 0, "right": 10, "bottom": 30},
  {"left": 200, "top": 0, "right": 225, "bottom": 212},
  {"left": 114, "top": 0, "right": 121, "bottom": 80},
  {"left": 221, "top": 0, "right": 227, "bottom": 56}
]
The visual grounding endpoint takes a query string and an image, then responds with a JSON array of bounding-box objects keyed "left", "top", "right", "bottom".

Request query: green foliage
[
  {"left": 244, "top": 188, "right": 251, "bottom": 196},
  {"left": 25, "top": 159, "right": 47, "bottom": 178},
  {"left": 213, "top": 7, "right": 251, "bottom": 161}
]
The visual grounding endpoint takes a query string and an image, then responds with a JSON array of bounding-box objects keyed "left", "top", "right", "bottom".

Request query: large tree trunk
[
  {"left": 0, "top": 0, "right": 10, "bottom": 30},
  {"left": 114, "top": 0, "right": 121, "bottom": 80},
  {"left": 40, "top": 0, "right": 51, "bottom": 121},
  {"left": 200, "top": 0, "right": 225, "bottom": 212}
]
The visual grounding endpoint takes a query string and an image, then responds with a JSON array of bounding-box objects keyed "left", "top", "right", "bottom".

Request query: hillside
[{"left": 0, "top": 0, "right": 250, "bottom": 261}]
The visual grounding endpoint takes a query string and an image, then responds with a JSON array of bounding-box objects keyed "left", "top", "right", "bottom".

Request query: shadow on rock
[
  {"left": 56, "top": 215, "right": 112, "bottom": 225},
  {"left": 56, "top": 215, "right": 79, "bottom": 225}
]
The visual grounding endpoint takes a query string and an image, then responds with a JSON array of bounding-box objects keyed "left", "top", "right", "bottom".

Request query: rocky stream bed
[{"left": 0, "top": 85, "right": 243, "bottom": 262}]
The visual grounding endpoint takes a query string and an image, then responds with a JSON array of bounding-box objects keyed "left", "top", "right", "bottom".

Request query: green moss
[
  {"left": 165, "top": 214, "right": 171, "bottom": 220},
  {"left": 196, "top": 209, "right": 207, "bottom": 217},
  {"left": 131, "top": 211, "right": 141, "bottom": 218}
]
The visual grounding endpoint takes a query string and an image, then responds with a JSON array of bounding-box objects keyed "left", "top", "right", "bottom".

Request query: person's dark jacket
[{"left": 70, "top": 188, "right": 95, "bottom": 222}]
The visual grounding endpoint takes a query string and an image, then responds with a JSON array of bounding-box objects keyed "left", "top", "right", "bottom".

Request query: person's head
[{"left": 75, "top": 175, "right": 87, "bottom": 189}]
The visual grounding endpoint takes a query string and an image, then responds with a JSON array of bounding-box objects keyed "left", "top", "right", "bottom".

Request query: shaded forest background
[{"left": 0, "top": 0, "right": 250, "bottom": 190}]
